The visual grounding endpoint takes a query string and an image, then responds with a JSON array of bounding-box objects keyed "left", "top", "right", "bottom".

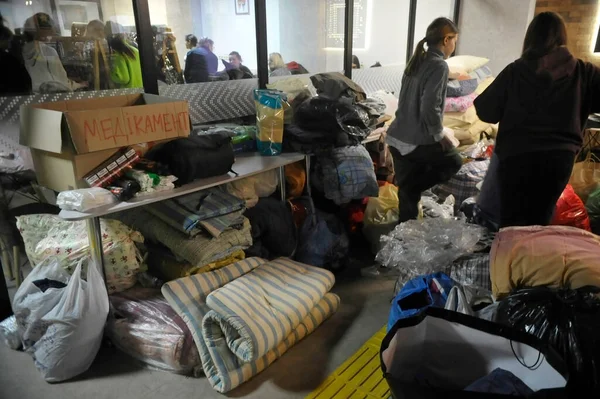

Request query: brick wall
[{"left": 536, "top": 0, "right": 600, "bottom": 62}]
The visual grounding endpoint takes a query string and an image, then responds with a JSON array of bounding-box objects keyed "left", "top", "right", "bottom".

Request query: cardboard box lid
[{"left": 20, "top": 94, "right": 190, "bottom": 154}]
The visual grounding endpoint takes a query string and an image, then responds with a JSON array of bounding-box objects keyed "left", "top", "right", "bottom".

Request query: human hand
[{"left": 439, "top": 135, "right": 454, "bottom": 152}]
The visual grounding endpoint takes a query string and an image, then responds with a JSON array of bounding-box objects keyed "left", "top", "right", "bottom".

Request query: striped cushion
[{"left": 162, "top": 257, "right": 340, "bottom": 393}]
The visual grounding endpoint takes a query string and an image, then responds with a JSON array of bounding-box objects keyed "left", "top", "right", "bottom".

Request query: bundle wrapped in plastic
[
  {"left": 0, "top": 315, "right": 20, "bottom": 350},
  {"left": 56, "top": 187, "right": 116, "bottom": 212},
  {"left": 376, "top": 218, "right": 483, "bottom": 283},
  {"left": 106, "top": 287, "right": 201, "bottom": 375}
]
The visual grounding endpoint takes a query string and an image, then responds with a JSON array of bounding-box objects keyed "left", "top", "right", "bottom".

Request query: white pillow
[{"left": 446, "top": 55, "right": 490, "bottom": 74}]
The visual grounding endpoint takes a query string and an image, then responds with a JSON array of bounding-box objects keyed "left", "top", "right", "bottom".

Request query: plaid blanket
[
  {"left": 146, "top": 188, "right": 245, "bottom": 236},
  {"left": 314, "top": 145, "right": 379, "bottom": 205},
  {"left": 434, "top": 160, "right": 490, "bottom": 213},
  {"left": 450, "top": 253, "right": 491, "bottom": 291}
]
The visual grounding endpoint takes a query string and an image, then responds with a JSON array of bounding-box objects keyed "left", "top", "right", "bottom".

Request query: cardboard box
[{"left": 20, "top": 94, "right": 190, "bottom": 192}]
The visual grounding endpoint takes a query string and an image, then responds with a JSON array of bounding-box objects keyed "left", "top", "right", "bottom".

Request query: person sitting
[
  {"left": 269, "top": 52, "right": 291, "bottom": 77},
  {"left": 198, "top": 37, "right": 218, "bottom": 75},
  {"left": 228, "top": 51, "right": 253, "bottom": 78},
  {"left": 184, "top": 35, "right": 209, "bottom": 83},
  {"left": 22, "top": 13, "right": 86, "bottom": 93},
  {"left": 286, "top": 60, "right": 309, "bottom": 75},
  {"left": 352, "top": 55, "right": 361, "bottom": 69},
  {"left": 185, "top": 33, "right": 197, "bottom": 51},
  {"left": 0, "top": 13, "right": 31, "bottom": 95},
  {"left": 105, "top": 22, "right": 142, "bottom": 88}
]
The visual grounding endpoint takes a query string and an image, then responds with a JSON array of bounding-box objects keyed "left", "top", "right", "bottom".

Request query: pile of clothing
[
  {"left": 115, "top": 187, "right": 253, "bottom": 280},
  {"left": 282, "top": 72, "right": 381, "bottom": 205},
  {"left": 443, "top": 55, "right": 498, "bottom": 146}
]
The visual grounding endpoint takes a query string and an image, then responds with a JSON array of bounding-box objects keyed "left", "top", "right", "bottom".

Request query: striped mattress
[{"left": 162, "top": 257, "right": 340, "bottom": 393}]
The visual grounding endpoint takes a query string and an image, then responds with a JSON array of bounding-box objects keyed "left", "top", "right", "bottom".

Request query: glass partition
[
  {"left": 265, "top": 0, "right": 346, "bottom": 84},
  {"left": 414, "top": 0, "right": 456, "bottom": 50},
  {"left": 147, "top": 0, "right": 258, "bottom": 86},
  {"left": 0, "top": 0, "right": 144, "bottom": 96},
  {"left": 350, "top": 0, "right": 411, "bottom": 96}
]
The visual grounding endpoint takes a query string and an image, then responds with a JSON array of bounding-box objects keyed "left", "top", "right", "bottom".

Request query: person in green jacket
[{"left": 105, "top": 22, "right": 142, "bottom": 88}]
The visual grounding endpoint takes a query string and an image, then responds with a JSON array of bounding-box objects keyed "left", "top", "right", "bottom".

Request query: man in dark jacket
[{"left": 184, "top": 35, "right": 209, "bottom": 84}]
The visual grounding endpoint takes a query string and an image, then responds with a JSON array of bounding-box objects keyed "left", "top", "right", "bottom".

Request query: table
[{"left": 59, "top": 152, "right": 308, "bottom": 280}]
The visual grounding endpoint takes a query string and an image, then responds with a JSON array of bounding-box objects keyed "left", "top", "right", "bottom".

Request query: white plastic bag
[
  {"left": 13, "top": 258, "right": 109, "bottom": 382},
  {"left": 56, "top": 188, "right": 116, "bottom": 212}
]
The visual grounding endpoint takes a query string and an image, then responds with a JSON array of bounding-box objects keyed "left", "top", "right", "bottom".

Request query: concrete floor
[{"left": 0, "top": 271, "right": 396, "bottom": 399}]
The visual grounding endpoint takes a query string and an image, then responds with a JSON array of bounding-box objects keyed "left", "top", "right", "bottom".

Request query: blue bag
[{"left": 388, "top": 272, "right": 454, "bottom": 331}]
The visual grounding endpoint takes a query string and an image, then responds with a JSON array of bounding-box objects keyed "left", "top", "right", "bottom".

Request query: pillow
[
  {"left": 470, "top": 65, "right": 493, "bottom": 84},
  {"left": 490, "top": 225, "right": 600, "bottom": 298},
  {"left": 447, "top": 78, "right": 478, "bottom": 98},
  {"left": 446, "top": 55, "right": 490, "bottom": 73},
  {"left": 445, "top": 92, "right": 478, "bottom": 113},
  {"left": 475, "top": 76, "right": 495, "bottom": 95},
  {"left": 443, "top": 105, "right": 479, "bottom": 128}
]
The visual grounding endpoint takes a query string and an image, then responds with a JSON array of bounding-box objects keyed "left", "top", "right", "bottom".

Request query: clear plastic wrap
[
  {"left": 56, "top": 187, "right": 116, "bottom": 212},
  {"left": 0, "top": 315, "right": 21, "bottom": 350},
  {"left": 421, "top": 194, "right": 455, "bottom": 219},
  {"left": 106, "top": 287, "right": 201, "bottom": 375},
  {"left": 376, "top": 218, "right": 484, "bottom": 283},
  {"left": 462, "top": 138, "right": 494, "bottom": 160}
]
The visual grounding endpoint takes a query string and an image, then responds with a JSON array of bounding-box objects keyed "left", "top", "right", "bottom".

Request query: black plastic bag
[
  {"left": 381, "top": 307, "right": 569, "bottom": 399},
  {"left": 295, "top": 98, "right": 374, "bottom": 139},
  {"left": 496, "top": 286, "right": 600, "bottom": 392}
]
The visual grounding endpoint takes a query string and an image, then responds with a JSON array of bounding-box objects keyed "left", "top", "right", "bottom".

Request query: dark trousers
[
  {"left": 498, "top": 150, "right": 576, "bottom": 228},
  {"left": 390, "top": 143, "right": 462, "bottom": 223}
]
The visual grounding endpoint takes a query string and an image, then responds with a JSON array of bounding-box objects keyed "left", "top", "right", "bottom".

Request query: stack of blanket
[
  {"left": 114, "top": 188, "right": 252, "bottom": 279},
  {"left": 162, "top": 257, "right": 340, "bottom": 393},
  {"left": 444, "top": 55, "right": 498, "bottom": 146}
]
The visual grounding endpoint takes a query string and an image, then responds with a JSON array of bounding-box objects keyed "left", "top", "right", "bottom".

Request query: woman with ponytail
[{"left": 387, "top": 17, "right": 462, "bottom": 223}]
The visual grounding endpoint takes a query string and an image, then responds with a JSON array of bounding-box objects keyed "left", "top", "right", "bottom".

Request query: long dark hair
[
  {"left": 405, "top": 17, "right": 458, "bottom": 76},
  {"left": 105, "top": 22, "right": 135, "bottom": 59},
  {"left": 522, "top": 12, "right": 567, "bottom": 60}
]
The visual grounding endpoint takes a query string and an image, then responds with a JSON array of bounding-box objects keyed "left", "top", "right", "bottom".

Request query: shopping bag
[
  {"left": 13, "top": 258, "right": 109, "bottom": 382},
  {"left": 381, "top": 307, "right": 569, "bottom": 398},
  {"left": 551, "top": 184, "right": 591, "bottom": 231},
  {"left": 364, "top": 184, "right": 399, "bottom": 225},
  {"left": 569, "top": 153, "right": 600, "bottom": 202}
]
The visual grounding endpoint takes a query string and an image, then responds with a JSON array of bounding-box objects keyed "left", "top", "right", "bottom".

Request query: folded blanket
[
  {"left": 162, "top": 257, "right": 340, "bottom": 393},
  {"left": 146, "top": 188, "right": 245, "bottom": 236},
  {"left": 115, "top": 208, "right": 252, "bottom": 267}
]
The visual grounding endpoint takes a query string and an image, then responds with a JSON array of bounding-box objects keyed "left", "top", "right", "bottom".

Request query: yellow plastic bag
[
  {"left": 570, "top": 153, "right": 600, "bottom": 203},
  {"left": 254, "top": 89, "right": 286, "bottom": 156},
  {"left": 364, "top": 184, "right": 399, "bottom": 225}
]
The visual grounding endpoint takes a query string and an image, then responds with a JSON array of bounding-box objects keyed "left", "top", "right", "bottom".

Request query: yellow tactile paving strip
[{"left": 306, "top": 326, "right": 390, "bottom": 399}]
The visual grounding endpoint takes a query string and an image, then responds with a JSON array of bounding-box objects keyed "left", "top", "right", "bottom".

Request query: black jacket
[
  {"left": 475, "top": 47, "right": 600, "bottom": 159},
  {"left": 184, "top": 50, "right": 209, "bottom": 83}
]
